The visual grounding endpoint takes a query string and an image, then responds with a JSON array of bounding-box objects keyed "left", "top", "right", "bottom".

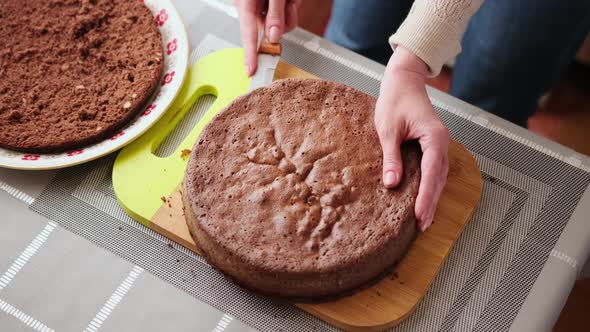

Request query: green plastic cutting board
[{"left": 113, "top": 48, "right": 249, "bottom": 225}]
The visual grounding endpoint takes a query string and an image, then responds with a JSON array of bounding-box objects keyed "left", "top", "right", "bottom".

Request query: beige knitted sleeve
[{"left": 389, "top": 0, "right": 484, "bottom": 76}]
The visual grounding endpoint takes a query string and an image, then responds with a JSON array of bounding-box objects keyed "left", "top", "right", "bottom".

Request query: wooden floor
[
  {"left": 555, "top": 279, "right": 590, "bottom": 332},
  {"left": 529, "top": 62, "right": 590, "bottom": 156},
  {"left": 297, "top": 2, "right": 590, "bottom": 330}
]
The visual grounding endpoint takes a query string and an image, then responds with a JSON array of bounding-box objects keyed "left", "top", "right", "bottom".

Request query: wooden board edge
[{"left": 151, "top": 183, "right": 202, "bottom": 254}]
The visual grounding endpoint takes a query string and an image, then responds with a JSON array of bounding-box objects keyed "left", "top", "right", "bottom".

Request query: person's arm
[
  {"left": 390, "top": 0, "right": 484, "bottom": 76},
  {"left": 377, "top": 0, "right": 483, "bottom": 231}
]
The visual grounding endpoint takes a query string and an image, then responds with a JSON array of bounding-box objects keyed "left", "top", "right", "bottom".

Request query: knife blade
[{"left": 248, "top": 32, "right": 282, "bottom": 91}]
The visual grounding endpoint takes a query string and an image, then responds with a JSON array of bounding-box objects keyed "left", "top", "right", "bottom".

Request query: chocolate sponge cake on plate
[
  {"left": 0, "top": 0, "right": 164, "bottom": 153},
  {"left": 183, "top": 79, "right": 422, "bottom": 300}
]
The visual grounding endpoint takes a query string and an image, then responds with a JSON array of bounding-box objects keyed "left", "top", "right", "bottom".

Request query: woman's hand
[
  {"left": 234, "top": 0, "right": 301, "bottom": 76},
  {"left": 375, "top": 47, "right": 450, "bottom": 231}
]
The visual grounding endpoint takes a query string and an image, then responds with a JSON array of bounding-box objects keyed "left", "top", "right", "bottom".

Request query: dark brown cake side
[
  {"left": 0, "top": 0, "right": 164, "bottom": 153},
  {"left": 183, "top": 79, "right": 421, "bottom": 300}
]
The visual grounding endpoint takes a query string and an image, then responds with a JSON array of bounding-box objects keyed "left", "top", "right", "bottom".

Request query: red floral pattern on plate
[
  {"left": 167, "top": 38, "right": 177, "bottom": 55},
  {"left": 162, "top": 71, "right": 175, "bottom": 86},
  {"left": 110, "top": 132, "right": 125, "bottom": 140},
  {"left": 156, "top": 9, "right": 168, "bottom": 26},
  {"left": 66, "top": 149, "right": 84, "bottom": 157},
  {"left": 143, "top": 104, "right": 157, "bottom": 116},
  {"left": 22, "top": 155, "right": 40, "bottom": 161}
]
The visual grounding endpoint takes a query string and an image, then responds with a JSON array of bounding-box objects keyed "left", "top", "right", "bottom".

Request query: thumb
[{"left": 378, "top": 131, "right": 404, "bottom": 188}]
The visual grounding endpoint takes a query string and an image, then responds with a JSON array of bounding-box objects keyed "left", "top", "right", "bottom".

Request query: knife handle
[{"left": 259, "top": 38, "right": 282, "bottom": 56}]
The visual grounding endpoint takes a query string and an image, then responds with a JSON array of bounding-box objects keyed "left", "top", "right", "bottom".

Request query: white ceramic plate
[{"left": 0, "top": 0, "right": 189, "bottom": 170}]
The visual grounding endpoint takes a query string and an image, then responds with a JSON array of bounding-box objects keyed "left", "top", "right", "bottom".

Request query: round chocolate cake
[
  {"left": 0, "top": 0, "right": 163, "bottom": 153},
  {"left": 183, "top": 79, "right": 421, "bottom": 300}
]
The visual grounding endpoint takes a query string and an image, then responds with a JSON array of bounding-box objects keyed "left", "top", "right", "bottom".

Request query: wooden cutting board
[{"left": 112, "top": 48, "right": 482, "bottom": 331}]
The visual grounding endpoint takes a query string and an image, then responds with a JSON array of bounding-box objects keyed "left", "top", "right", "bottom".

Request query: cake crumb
[
  {"left": 123, "top": 101, "right": 132, "bottom": 109},
  {"left": 167, "top": 243, "right": 173, "bottom": 249},
  {"left": 181, "top": 149, "right": 191, "bottom": 160},
  {"left": 160, "top": 196, "right": 167, "bottom": 203}
]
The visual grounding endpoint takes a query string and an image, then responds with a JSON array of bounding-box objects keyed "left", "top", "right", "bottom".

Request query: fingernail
[
  {"left": 419, "top": 221, "right": 428, "bottom": 232},
  {"left": 419, "top": 217, "right": 432, "bottom": 232},
  {"left": 384, "top": 171, "right": 397, "bottom": 187},
  {"left": 245, "top": 64, "right": 251, "bottom": 76},
  {"left": 269, "top": 26, "right": 280, "bottom": 43}
]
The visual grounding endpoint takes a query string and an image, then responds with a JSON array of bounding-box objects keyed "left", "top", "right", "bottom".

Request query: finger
[
  {"left": 237, "top": 0, "right": 259, "bottom": 76},
  {"left": 285, "top": 0, "right": 300, "bottom": 32},
  {"left": 266, "top": 0, "right": 286, "bottom": 43},
  {"left": 376, "top": 125, "right": 404, "bottom": 189},
  {"left": 415, "top": 140, "right": 449, "bottom": 231}
]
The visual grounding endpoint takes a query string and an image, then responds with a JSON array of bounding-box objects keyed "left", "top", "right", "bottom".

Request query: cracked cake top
[{"left": 184, "top": 78, "right": 421, "bottom": 274}]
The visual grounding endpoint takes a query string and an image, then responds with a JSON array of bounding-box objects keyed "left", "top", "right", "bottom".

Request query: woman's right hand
[{"left": 234, "top": 0, "right": 301, "bottom": 76}]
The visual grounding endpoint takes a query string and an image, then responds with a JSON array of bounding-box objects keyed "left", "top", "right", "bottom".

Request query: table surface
[{"left": 1, "top": 1, "right": 589, "bottom": 332}]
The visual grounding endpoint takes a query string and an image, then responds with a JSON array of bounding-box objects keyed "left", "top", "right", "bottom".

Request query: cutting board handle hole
[{"left": 154, "top": 94, "right": 217, "bottom": 157}]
